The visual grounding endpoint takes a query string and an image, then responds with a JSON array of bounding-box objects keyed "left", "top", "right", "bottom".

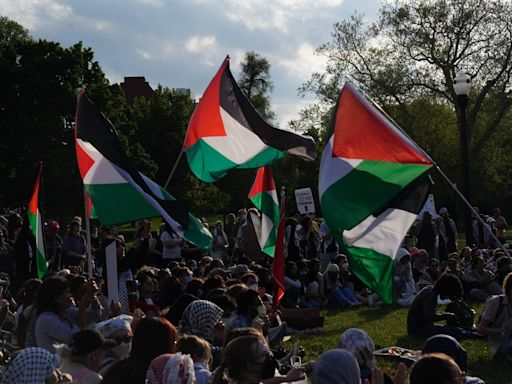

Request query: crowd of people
[{"left": 0, "top": 205, "right": 510, "bottom": 383}]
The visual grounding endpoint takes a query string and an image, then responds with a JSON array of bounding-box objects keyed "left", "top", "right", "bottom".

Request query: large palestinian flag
[
  {"left": 248, "top": 166, "right": 280, "bottom": 257},
  {"left": 75, "top": 92, "right": 212, "bottom": 251},
  {"left": 319, "top": 83, "right": 433, "bottom": 304},
  {"left": 184, "top": 56, "right": 316, "bottom": 182},
  {"left": 28, "top": 164, "right": 48, "bottom": 278}
]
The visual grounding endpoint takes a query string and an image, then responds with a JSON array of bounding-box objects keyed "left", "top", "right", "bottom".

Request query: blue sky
[{"left": 1, "top": 0, "right": 380, "bottom": 127}]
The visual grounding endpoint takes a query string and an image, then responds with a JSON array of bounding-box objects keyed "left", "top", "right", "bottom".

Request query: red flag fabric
[{"left": 272, "top": 188, "right": 286, "bottom": 309}]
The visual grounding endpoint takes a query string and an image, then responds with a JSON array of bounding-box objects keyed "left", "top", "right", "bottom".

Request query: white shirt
[{"left": 160, "top": 230, "right": 183, "bottom": 260}]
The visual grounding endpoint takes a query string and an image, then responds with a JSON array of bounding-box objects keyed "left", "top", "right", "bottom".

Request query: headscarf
[
  {"left": 312, "top": 349, "right": 360, "bottom": 384},
  {"left": 338, "top": 328, "right": 376, "bottom": 369},
  {"left": 179, "top": 300, "right": 223, "bottom": 342},
  {"left": 146, "top": 352, "right": 195, "bottom": 384},
  {"left": 2, "top": 347, "right": 59, "bottom": 384},
  {"left": 96, "top": 314, "right": 133, "bottom": 338},
  {"left": 422, "top": 334, "right": 468, "bottom": 372}
]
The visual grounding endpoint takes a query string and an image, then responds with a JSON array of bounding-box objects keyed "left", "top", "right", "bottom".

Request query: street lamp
[{"left": 453, "top": 71, "right": 473, "bottom": 246}]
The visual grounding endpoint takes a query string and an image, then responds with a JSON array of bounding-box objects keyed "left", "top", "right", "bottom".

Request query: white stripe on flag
[
  {"left": 318, "top": 136, "right": 362, "bottom": 197},
  {"left": 342, "top": 208, "right": 417, "bottom": 260},
  {"left": 202, "top": 107, "right": 269, "bottom": 164}
]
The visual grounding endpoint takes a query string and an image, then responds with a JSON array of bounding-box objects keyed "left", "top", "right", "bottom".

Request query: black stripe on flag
[
  {"left": 76, "top": 93, "right": 189, "bottom": 228},
  {"left": 373, "top": 172, "right": 433, "bottom": 217},
  {"left": 218, "top": 63, "right": 316, "bottom": 161}
]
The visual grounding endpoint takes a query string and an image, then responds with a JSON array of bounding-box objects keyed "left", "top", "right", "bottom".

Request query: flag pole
[
  {"left": 83, "top": 187, "right": 93, "bottom": 278},
  {"left": 163, "top": 149, "right": 184, "bottom": 189},
  {"left": 435, "top": 165, "right": 508, "bottom": 255}
]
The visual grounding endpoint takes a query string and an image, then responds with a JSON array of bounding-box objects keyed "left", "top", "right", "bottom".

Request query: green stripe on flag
[
  {"left": 321, "top": 160, "right": 430, "bottom": 231},
  {"left": 28, "top": 210, "right": 47, "bottom": 278},
  {"left": 85, "top": 183, "right": 160, "bottom": 225},
  {"left": 85, "top": 183, "right": 212, "bottom": 251},
  {"left": 186, "top": 138, "right": 285, "bottom": 182},
  {"left": 343, "top": 244, "right": 395, "bottom": 304}
]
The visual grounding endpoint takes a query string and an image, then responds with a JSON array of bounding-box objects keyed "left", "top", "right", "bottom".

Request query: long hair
[
  {"left": 35, "top": 276, "right": 69, "bottom": 315},
  {"left": 212, "top": 335, "right": 262, "bottom": 384},
  {"left": 129, "top": 317, "right": 178, "bottom": 384}
]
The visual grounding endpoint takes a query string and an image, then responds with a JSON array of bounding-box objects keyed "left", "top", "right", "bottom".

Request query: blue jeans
[
  {"left": 328, "top": 287, "right": 358, "bottom": 306},
  {"left": 496, "top": 340, "right": 512, "bottom": 359}
]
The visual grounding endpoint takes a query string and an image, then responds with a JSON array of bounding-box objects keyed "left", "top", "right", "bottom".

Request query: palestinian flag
[
  {"left": 28, "top": 164, "right": 48, "bottom": 278},
  {"left": 184, "top": 56, "right": 316, "bottom": 182},
  {"left": 75, "top": 92, "right": 212, "bottom": 251},
  {"left": 248, "top": 166, "right": 280, "bottom": 257},
  {"left": 272, "top": 187, "right": 286, "bottom": 309},
  {"left": 319, "top": 83, "right": 433, "bottom": 304}
]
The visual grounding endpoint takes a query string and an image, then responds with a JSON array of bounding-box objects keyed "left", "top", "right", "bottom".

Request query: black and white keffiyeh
[
  {"left": 2, "top": 347, "right": 59, "bottom": 384},
  {"left": 178, "top": 300, "right": 223, "bottom": 342}
]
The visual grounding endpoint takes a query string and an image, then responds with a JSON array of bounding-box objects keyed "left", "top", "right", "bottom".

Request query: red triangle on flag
[
  {"left": 75, "top": 140, "right": 95, "bottom": 179},
  {"left": 248, "top": 166, "right": 276, "bottom": 198},
  {"left": 332, "top": 83, "right": 432, "bottom": 165},
  {"left": 184, "top": 57, "right": 229, "bottom": 149}
]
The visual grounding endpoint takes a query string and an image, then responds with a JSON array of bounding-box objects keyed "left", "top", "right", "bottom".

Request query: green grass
[{"left": 286, "top": 304, "right": 510, "bottom": 384}]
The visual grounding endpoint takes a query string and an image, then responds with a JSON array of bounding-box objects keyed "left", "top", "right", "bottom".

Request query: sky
[{"left": 0, "top": 0, "right": 380, "bottom": 127}]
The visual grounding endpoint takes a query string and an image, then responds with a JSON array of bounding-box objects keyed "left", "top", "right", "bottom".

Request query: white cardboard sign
[
  {"left": 105, "top": 241, "right": 119, "bottom": 305},
  {"left": 294, "top": 188, "right": 315, "bottom": 214}
]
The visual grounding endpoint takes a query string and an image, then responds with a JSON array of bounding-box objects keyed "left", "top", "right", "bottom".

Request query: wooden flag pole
[{"left": 163, "top": 149, "right": 184, "bottom": 189}]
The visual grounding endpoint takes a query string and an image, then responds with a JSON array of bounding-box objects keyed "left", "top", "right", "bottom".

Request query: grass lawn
[{"left": 288, "top": 304, "right": 510, "bottom": 384}]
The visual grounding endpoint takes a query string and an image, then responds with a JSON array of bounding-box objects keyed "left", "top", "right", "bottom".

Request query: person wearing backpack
[{"left": 477, "top": 272, "right": 512, "bottom": 361}]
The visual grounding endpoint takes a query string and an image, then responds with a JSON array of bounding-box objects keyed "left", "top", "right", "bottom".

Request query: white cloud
[
  {"left": 276, "top": 42, "right": 327, "bottom": 80},
  {"left": 0, "top": 0, "right": 73, "bottom": 30},
  {"left": 223, "top": 0, "right": 344, "bottom": 32},
  {"left": 185, "top": 35, "right": 217, "bottom": 53},
  {"left": 133, "top": 0, "right": 164, "bottom": 6},
  {"left": 184, "top": 35, "right": 218, "bottom": 65},
  {"left": 273, "top": 97, "right": 315, "bottom": 128},
  {"left": 136, "top": 48, "right": 157, "bottom": 60}
]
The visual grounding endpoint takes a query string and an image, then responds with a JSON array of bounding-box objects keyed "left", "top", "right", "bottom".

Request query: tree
[
  {"left": 0, "top": 15, "right": 29, "bottom": 48},
  {"left": 238, "top": 51, "right": 276, "bottom": 123},
  {"left": 0, "top": 16, "right": 156, "bottom": 220},
  {"left": 302, "top": 0, "right": 512, "bottom": 154},
  {"left": 297, "top": 0, "right": 512, "bottom": 216},
  {"left": 130, "top": 87, "right": 231, "bottom": 214}
]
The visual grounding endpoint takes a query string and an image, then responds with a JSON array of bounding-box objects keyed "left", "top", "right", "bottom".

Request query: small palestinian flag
[
  {"left": 248, "top": 166, "right": 280, "bottom": 257},
  {"left": 28, "top": 164, "right": 48, "bottom": 278},
  {"left": 184, "top": 56, "right": 316, "bottom": 182},
  {"left": 75, "top": 92, "right": 212, "bottom": 251},
  {"left": 319, "top": 83, "right": 433, "bottom": 304}
]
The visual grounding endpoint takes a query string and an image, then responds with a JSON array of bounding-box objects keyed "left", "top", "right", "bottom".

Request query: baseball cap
[{"left": 69, "top": 329, "right": 117, "bottom": 356}]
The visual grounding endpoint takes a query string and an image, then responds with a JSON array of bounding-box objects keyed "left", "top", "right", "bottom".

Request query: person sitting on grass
[
  {"left": 477, "top": 271, "right": 512, "bottom": 362},
  {"left": 407, "top": 274, "right": 482, "bottom": 340},
  {"left": 422, "top": 334, "right": 485, "bottom": 384},
  {"left": 338, "top": 328, "right": 406, "bottom": 384},
  {"left": 323, "top": 264, "right": 361, "bottom": 308}
]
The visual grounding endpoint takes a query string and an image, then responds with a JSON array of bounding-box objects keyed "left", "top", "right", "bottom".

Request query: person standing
[
  {"left": 46, "top": 220, "right": 62, "bottom": 271},
  {"left": 159, "top": 223, "right": 184, "bottom": 266},
  {"left": 415, "top": 212, "right": 438, "bottom": 260},
  {"left": 438, "top": 208, "right": 458, "bottom": 260},
  {"left": 493, "top": 208, "right": 508, "bottom": 245},
  {"left": 61, "top": 221, "right": 86, "bottom": 268}
]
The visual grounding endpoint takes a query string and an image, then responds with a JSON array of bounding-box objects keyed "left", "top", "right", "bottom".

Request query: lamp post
[{"left": 453, "top": 71, "right": 473, "bottom": 246}]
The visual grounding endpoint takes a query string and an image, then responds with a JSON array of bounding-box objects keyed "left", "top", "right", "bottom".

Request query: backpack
[{"left": 446, "top": 300, "right": 476, "bottom": 330}]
